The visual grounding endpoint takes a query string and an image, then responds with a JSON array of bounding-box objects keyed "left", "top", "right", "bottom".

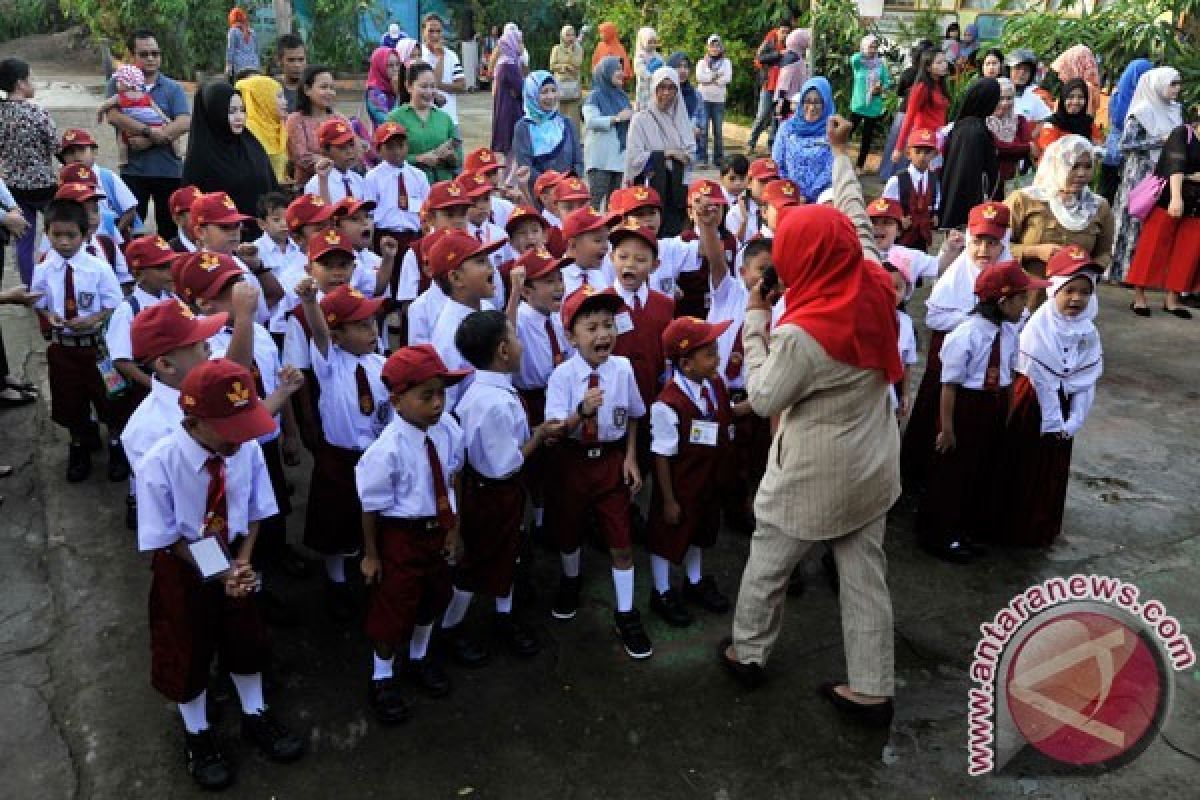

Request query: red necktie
[
  {"left": 581, "top": 372, "right": 600, "bottom": 443},
  {"left": 356, "top": 363, "right": 374, "bottom": 415},
  {"left": 632, "top": 293, "right": 643, "bottom": 313},
  {"left": 700, "top": 384, "right": 714, "bottom": 419},
  {"left": 983, "top": 332, "right": 1003, "bottom": 391},
  {"left": 725, "top": 325, "right": 743, "bottom": 381},
  {"left": 397, "top": 171, "right": 409, "bottom": 210},
  {"left": 63, "top": 261, "right": 78, "bottom": 319},
  {"left": 545, "top": 318, "right": 563, "bottom": 366},
  {"left": 86, "top": 244, "right": 98, "bottom": 257},
  {"left": 425, "top": 436, "right": 456, "bottom": 530},
  {"left": 202, "top": 456, "right": 229, "bottom": 540},
  {"left": 343, "top": 175, "right": 354, "bottom": 199}
]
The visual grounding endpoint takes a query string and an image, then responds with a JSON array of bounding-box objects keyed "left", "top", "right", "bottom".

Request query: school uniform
[
  {"left": 353, "top": 248, "right": 383, "bottom": 296},
  {"left": 543, "top": 210, "right": 566, "bottom": 258},
  {"left": 514, "top": 301, "right": 572, "bottom": 425},
  {"left": 105, "top": 287, "right": 174, "bottom": 430},
  {"left": 303, "top": 166, "right": 365, "bottom": 204},
  {"left": 87, "top": 232, "right": 132, "bottom": 284},
  {"left": 121, "top": 377, "right": 182, "bottom": 473},
  {"left": 490, "top": 195, "right": 514, "bottom": 230},
  {"left": 357, "top": 414, "right": 465, "bottom": 646},
  {"left": 137, "top": 426, "right": 276, "bottom": 702},
  {"left": 671, "top": 232, "right": 729, "bottom": 319},
  {"left": 31, "top": 249, "right": 124, "bottom": 431},
  {"left": 648, "top": 372, "right": 734, "bottom": 563},
  {"left": 305, "top": 344, "right": 391, "bottom": 556},
  {"left": 465, "top": 221, "right": 509, "bottom": 310},
  {"left": 725, "top": 198, "right": 764, "bottom": 244},
  {"left": 893, "top": 309, "right": 918, "bottom": 411},
  {"left": 455, "top": 370, "right": 529, "bottom": 597},
  {"left": 544, "top": 353, "right": 646, "bottom": 553},
  {"left": 887, "top": 243, "right": 941, "bottom": 284},
  {"left": 170, "top": 229, "right": 198, "bottom": 254},
  {"left": 255, "top": 235, "right": 308, "bottom": 333},
  {"left": 916, "top": 314, "right": 1018, "bottom": 542},
  {"left": 429, "top": 298, "right": 486, "bottom": 411},
  {"left": 608, "top": 283, "right": 674, "bottom": 421},
  {"left": 883, "top": 165, "right": 940, "bottom": 251},
  {"left": 561, "top": 261, "right": 612, "bottom": 296},
  {"left": 363, "top": 160, "right": 429, "bottom": 251}
]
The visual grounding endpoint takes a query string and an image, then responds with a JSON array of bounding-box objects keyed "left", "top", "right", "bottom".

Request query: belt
[
  {"left": 50, "top": 329, "right": 102, "bottom": 348},
  {"left": 381, "top": 515, "right": 442, "bottom": 533},
  {"left": 563, "top": 438, "right": 625, "bottom": 460},
  {"left": 465, "top": 465, "right": 520, "bottom": 489}
]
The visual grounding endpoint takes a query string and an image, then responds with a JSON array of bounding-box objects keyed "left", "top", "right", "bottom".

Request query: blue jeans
[
  {"left": 696, "top": 101, "right": 726, "bottom": 164},
  {"left": 748, "top": 89, "right": 777, "bottom": 151}
]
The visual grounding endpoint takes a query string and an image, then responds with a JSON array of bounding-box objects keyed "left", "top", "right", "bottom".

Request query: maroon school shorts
[
  {"left": 456, "top": 468, "right": 526, "bottom": 597},
  {"left": 545, "top": 440, "right": 632, "bottom": 553},
  {"left": 364, "top": 517, "right": 452, "bottom": 646},
  {"left": 47, "top": 342, "right": 111, "bottom": 430}
]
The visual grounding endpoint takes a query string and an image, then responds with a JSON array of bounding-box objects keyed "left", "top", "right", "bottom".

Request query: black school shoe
[
  {"left": 818, "top": 682, "right": 895, "bottom": 729},
  {"left": 613, "top": 609, "right": 654, "bottom": 659},
  {"left": 125, "top": 496, "right": 138, "bottom": 531},
  {"left": 107, "top": 439, "right": 130, "bottom": 482},
  {"left": 682, "top": 576, "right": 731, "bottom": 614},
  {"left": 80, "top": 421, "right": 103, "bottom": 452},
  {"left": 551, "top": 575, "right": 581, "bottom": 620},
  {"left": 367, "top": 677, "right": 411, "bottom": 725},
  {"left": 241, "top": 709, "right": 305, "bottom": 763},
  {"left": 439, "top": 625, "right": 490, "bottom": 668},
  {"left": 716, "top": 636, "right": 766, "bottom": 689},
  {"left": 407, "top": 656, "right": 452, "bottom": 697},
  {"left": 184, "top": 729, "right": 234, "bottom": 791},
  {"left": 66, "top": 442, "right": 91, "bottom": 483},
  {"left": 650, "top": 588, "right": 694, "bottom": 627},
  {"left": 493, "top": 613, "right": 540, "bottom": 658}
]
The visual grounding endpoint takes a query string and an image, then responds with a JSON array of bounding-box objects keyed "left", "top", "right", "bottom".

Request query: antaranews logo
[{"left": 967, "top": 574, "right": 1195, "bottom": 775}]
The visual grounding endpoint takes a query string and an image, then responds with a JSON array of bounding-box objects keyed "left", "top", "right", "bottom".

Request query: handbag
[{"left": 1128, "top": 126, "right": 1192, "bottom": 221}]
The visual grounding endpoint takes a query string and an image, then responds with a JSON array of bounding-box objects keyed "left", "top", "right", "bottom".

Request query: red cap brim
[
  {"left": 204, "top": 401, "right": 279, "bottom": 444},
  {"left": 969, "top": 223, "right": 1007, "bottom": 240},
  {"left": 343, "top": 296, "right": 387, "bottom": 322}
]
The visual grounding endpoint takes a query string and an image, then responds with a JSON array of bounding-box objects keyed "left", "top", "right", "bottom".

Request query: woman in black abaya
[{"left": 939, "top": 78, "right": 1001, "bottom": 230}]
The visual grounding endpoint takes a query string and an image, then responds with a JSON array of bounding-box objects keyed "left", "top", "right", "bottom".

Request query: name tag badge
[
  {"left": 615, "top": 311, "right": 634, "bottom": 335},
  {"left": 612, "top": 406, "right": 628, "bottom": 430},
  {"left": 78, "top": 291, "right": 96, "bottom": 311},
  {"left": 189, "top": 537, "right": 232, "bottom": 580},
  {"left": 689, "top": 419, "right": 719, "bottom": 447},
  {"left": 728, "top": 423, "right": 737, "bottom": 442},
  {"left": 660, "top": 277, "right": 675, "bottom": 294}
]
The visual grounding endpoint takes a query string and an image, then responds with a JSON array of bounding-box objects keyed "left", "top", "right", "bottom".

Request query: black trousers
[
  {"left": 850, "top": 113, "right": 883, "bottom": 169},
  {"left": 121, "top": 173, "right": 181, "bottom": 239}
]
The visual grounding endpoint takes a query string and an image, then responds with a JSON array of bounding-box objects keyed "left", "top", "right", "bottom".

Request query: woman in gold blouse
[{"left": 1006, "top": 135, "right": 1114, "bottom": 308}]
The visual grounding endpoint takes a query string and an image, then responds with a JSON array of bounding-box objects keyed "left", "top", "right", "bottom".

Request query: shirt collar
[
  {"left": 174, "top": 425, "right": 221, "bottom": 474},
  {"left": 392, "top": 413, "right": 433, "bottom": 445},
  {"left": 151, "top": 376, "right": 181, "bottom": 405},
  {"left": 474, "top": 369, "right": 514, "bottom": 391},
  {"left": 177, "top": 230, "right": 197, "bottom": 252},
  {"left": 615, "top": 283, "right": 648, "bottom": 306},
  {"left": 674, "top": 371, "right": 707, "bottom": 397}
]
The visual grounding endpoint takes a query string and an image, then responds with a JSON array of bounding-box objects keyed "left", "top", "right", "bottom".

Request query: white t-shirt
[{"left": 422, "top": 45, "right": 465, "bottom": 124}]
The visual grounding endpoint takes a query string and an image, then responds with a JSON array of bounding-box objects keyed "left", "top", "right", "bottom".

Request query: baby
[{"left": 98, "top": 65, "right": 174, "bottom": 161}]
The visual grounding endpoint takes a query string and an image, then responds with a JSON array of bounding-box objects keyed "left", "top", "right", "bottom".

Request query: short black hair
[
  {"left": 127, "top": 29, "right": 158, "bottom": 55},
  {"left": 741, "top": 237, "right": 773, "bottom": 263},
  {"left": 276, "top": 33, "right": 305, "bottom": 53},
  {"left": 257, "top": 191, "right": 290, "bottom": 218},
  {"left": 0, "top": 58, "right": 30, "bottom": 93},
  {"left": 455, "top": 310, "right": 509, "bottom": 369},
  {"left": 56, "top": 143, "right": 95, "bottom": 164},
  {"left": 44, "top": 199, "right": 89, "bottom": 235},
  {"left": 721, "top": 154, "right": 749, "bottom": 178}
]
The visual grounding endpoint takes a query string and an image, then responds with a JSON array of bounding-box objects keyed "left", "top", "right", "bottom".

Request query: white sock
[
  {"left": 324, "top": 554, "right": 346, "bottom": 583},
  {"left": 178, "top": 691, "right": 209, "bottom": 734},
  {"left": 442, "top": 587, "right": 473, "bottom": 629},
  {"left": 409, "top": 623, "right": 433, "bottom": 660},
  {"left": 651, "top": 555, "right": 672, "bottom": 594},
  {"left": 533, "top": 507, "right": 544, "bottom": 526},
  {"left": 495, "top": 589, "right": 513, "bottom": 614},
  {"left": 612, "top": 567, "right": 635, "bottom": 613},
  {"left": 561, "top": 549, "right": 581, "bottom": 578},
  {"left": 684, "top": 546, "right": 703, "bottom": 585},
  {"left": 372, "top": 652, "right": 394, "bottom": 680},
  {"left": 229, "top": 672, "right": 266, "bottom": 715}
]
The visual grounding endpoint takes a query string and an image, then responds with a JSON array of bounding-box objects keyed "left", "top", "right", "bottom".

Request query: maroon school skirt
[
  {"left": 365, "top": 517, "right": 452, "bottom": 646},
  {"left": 900, "top": 329, "right": 947, "bottom": 492},
  {"left": 47, "top": 342, "right": 111, "bottom": 430},
  {"left": 302, "top": 442, "right": 363, "bottom": 555},
  {"left": 991, "top": 375, "right": 1073, "bottom": 547},
  {"left": 456, "top": 468, "right": 526, "bottom": 597}
]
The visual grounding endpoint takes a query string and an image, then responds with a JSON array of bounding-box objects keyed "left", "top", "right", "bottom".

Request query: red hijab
[
  {"left": 772, "top": 205, "right": 903, "bottom": 383},
  {"left": 228, "top": 8, "right": 251, "bottom": 43}
]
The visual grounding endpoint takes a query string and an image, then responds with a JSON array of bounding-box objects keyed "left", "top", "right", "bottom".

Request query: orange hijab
[
  {"left": 592, "top": 22, "right": 631, "bottom": 78},
  {"left": 228, "top": 8, "right": 251, "bottom": 43}
]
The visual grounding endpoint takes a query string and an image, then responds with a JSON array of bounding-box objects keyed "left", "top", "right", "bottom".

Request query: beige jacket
[{"left": 743, "top": 154, "right": 901, "bottom": 540}]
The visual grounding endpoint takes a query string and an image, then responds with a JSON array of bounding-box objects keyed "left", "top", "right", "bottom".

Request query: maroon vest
[{"left": 609, "top": 288, "right": 675, "bottom": 409}]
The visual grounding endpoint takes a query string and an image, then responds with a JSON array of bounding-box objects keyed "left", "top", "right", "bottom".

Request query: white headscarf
[
  {"left": 1018, "top": 272, "right": 1103, "bottom": 394},
  {"left": 927, "top": 231, "right": 1014, "bottom": 316},
  {"left": 623, "top": 67, "right": 693, "bottom": 181},
  {"left": 1127, "top": 66, "right": 1183, "bottom": 139},
  {"left": 635, "top": 27, "right": 658, "bottom": 58},
  {"left": 1022, "top": 135, "right": 1101, "bottom": 232},
  {"left": 987, "top": 77, "right": 1019, "bottom": 143}
]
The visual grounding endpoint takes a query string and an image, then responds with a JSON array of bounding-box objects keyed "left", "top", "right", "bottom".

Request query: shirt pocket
[{"left": 71, "top": 271, "right": 105, "bottom": 313}]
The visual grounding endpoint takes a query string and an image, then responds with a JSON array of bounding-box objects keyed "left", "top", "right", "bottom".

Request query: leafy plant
[
  {"left": 307, "top": 0, "right": 371, "bottom": 73},
  {"left": 0, "top": 0, "right": 60, "bottom": 43},
  {"left": 59, "top": 0, "right": 229, "bottom": 76}
]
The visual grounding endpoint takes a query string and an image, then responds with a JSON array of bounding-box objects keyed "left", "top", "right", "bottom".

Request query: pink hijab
[
  {"left": 1051, "top": 45, "right": 1101, "bottom": 113},
  {"left": 775, "top": 29, "right": 812, "bottom": 101},
  {"left": 366, "top": 47, "right": 396, "bottom": 96}
]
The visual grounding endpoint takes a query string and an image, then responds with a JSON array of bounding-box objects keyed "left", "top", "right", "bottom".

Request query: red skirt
[
  {"left": 545, "top": 441, "right": 632, "bottom": 552},
  {"left": 1125, "top": 208, "right": 1200, "bottom": 293},
  {"left": 991, "top": 375, "right": 1074, "bottom": 547},
  {"left": 47, "top": 343, "right": 111, "bottom": 430},
  {"left": 365, "top": 518, "right": 452, "bottom": 646},
  {"left": 149, "top": 549, "right": 268, "bottom": 703},
  {"left": 302, "top": 442, "right": 363, "bottom": 555},
  {"left": 916, "top": 387, "right": 1008, "bottom": 539},
  {"left": 900, "top": 330, "right": 947, "bottom": 492},
  {"left": 456, "top": 469, "right": 526, "bottom": 597}
]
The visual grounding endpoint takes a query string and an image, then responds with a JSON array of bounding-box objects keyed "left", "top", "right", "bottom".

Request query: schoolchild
[{"left": 305, "top": 117, "right": 365, "bottom": 204}]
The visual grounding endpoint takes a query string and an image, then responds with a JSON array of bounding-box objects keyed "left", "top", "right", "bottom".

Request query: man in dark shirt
[
  {"left": 104, "top": 29, "right": 191, "bottom": 238},
  {"left": 275, "top": 34, "right": 308, "bottom": 114},
  {"left": 747, "top": 15, "right": 792, "bottom": 155}
]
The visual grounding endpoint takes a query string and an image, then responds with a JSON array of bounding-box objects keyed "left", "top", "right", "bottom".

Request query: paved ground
[{"left": 2, "top": 52, "right": 1199, "bottom": 799}]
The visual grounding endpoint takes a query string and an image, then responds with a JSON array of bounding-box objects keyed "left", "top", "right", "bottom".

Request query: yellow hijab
[{"left": 235, "top": 74, "right": 286, "bottom": 156}]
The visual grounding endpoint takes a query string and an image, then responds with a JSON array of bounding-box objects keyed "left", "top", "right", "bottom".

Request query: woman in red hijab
[
  {"left": 225, "top": 7, "right": 261, "bottom": 77},
  {"left": 719, "top": 117, "right": 901, "bottom": 730}
]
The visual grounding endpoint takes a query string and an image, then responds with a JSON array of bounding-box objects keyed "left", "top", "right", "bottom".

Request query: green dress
[{"left": 386, "top": 103, "right": 463, "bottom": 183}]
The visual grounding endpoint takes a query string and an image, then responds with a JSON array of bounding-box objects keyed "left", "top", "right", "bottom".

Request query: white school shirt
[
  {"left": 422, "top": 45, "right": 465, "bottom": 123},
  {"left": 490, "top": 195, "right": 514, "bottom": 229},
  {"left": 32, "top": 249, "right": 124, "bottom": 331},
  {"left": 121, "top": 378, "right": 182, "bottom": 473},
  {"left": 939, "top": 315, "right": 1019, "bottom": 390},
  {"left": 225, "top": 253, "right": 272, "bottom": 326},
  {"left": 353, "top": 248, "right": 382, "bottom": 296},
  {"left": 561, "top": 261, "right": 613, "bottom": 296},
  {"left": 888, "top": 243, "right": 941, "bottom": 283},
  {"left": 650, "top": 372, "right": 721, "bottom": 457},
  {"left": 725, "top": 198, "right": 761, "bottom": 244},
  {"left": 545, "top": 353, "right": 646, "bottom": 443},
  {"left": 515, "top": 301, "right": 572, "bottom": 391},
  {"left": 882, "top": 165, "right": 942, "bottom": 211},
  {"left": 303, "top": 166, "right": 365, "bottom": 204},
  {"left": 650, "top": 236, "right": 702, "bottom": 296},
  {"left": 310, "top": 343, "right": 392, "bottom": 450},
  {"left": 36, "top": 233, "right": 131, "bottom": 284},
  {"left": 356, "top": 414, "right": 465, "bottom": 518},
  {"left": 136, "top": 427, "right": 277, "bottom": 551},
  {"left": 208, "top": 323, "right": 282, "bottom": 443},
  {"left": 396, "top": 246, "right": 423, "bottom": 302},
  {"left": 430, "top": 298, "right": 484, "bottom": 410},
  {"left": 456, "top": 370, "right": 529, "bottom": 479},
  {"left": 254, "top": 233, "right": 306, "bottom": 281},
  {"left": 281, "top": 288, "right": 326, "bottom": 369},
  {"left": 891, "top": 310, "right": 918, "bottom": 409},
  {"left": 406, "top": 284, "right": 444, "bottom": 346},
  {"left": 707, "top": 273, "right": 749, "bottom": 389},
  {"left": 105, "top": 287, "right": 175, "bottom": 361},
  {"left": 542, "top": 209, "right": 562, "bottom": 229},
  {"left": 176, "top": 229, "right": 198, "bottom": 252},
  {"left": 363, "top": 160, "right": 428, "bottom": 232}
]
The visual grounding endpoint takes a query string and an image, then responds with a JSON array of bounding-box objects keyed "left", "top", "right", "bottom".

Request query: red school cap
[
  {"left": 125, "top": 235, "right": 179, "bottom": 271},
  {"left": 974, "top": 260, "right": 1050, "bottom": 302},
  {"left": 58, "top": 128, "right": 98, "bottom": 154},
  {"left": 748, "top": 158, "right": 780, "bottom": 181},
  {"left": 372, "top": 121, "right": 408, "bottom": 148},
  {"left": 425, "top": 229, "right": 505, "bottom": 278},
  {"left": 608, "top": 186, "right": 661, "bottom": 215},
  {"left": 464, "top": 147, "right": 502, "bottom": 175},
  {"left": 169, "top": 185, "right": 204, "bottom": 215},
  {"left": 560, "top": 285, "right": 624, "bottom": 330},
  {"left": 58, "top": 163, "right": 100, "bottom": 187},
  {"left": 688, "top": 179, "right": 729, "bottom": 206},
  {"left": 131, "top": 298, "right": 227, "bottom": 361},
  {"left": 191, "top": 192, "right": 252, "bottom": 227},
  {"left": 867, "top": 197, "right": 904, "bottom": 223},
  {"left": 553, "top": 176, "right": 591, "bottom": 204},
  {"left": 761, "top": 179, "right": 802, "bottom": 210},
  {"left": 55, "top": 182, "right": 103, "bottom": 203},
  {"left": 457, "top": 170, "right": 495, "bottom": 199},
  {"left": 331, "top": 196, "right": 377, "bottom": 218},
  {"left": 967, "top": 202, "right": 1011, "bottom": 240},
  {"left": 560, "top": 206, "right": 618, "bottom": 241},
  {"left": 662, "top": 316, "right": 732, "bottom": 360},
  {"left": 286, "top": 194, "right": 335, "bottom": 230},
  {"left": 317, "top": 117, "right": 357, "bottom": 147},
  {"left": 515, "top": 246, "right": 571, "bottom": 282},
  {"left": 173, "top": 251, "right": 244, "bottom": 302},
  {"left": 178, "top": 358, "right": 278, "bottom": 443},
  {"left": 423, "top": 180, "right": 473, "bottom": 212},
  {"left": 1046, "top": 244, "right": 1103, "bottom": 278},
  {"left": 381, "top": 343, "right": 471, "bottom": 394},
  {"left": 308, "top": 229, "right": 357, "bottom": 262},
  {"left": 608, "top": 223, "right": 659, "bottom": 256},
  {"left": 533, "top": 170, "right": 564, "bottom": 197},
  {"left": 504, "top": 205, "right": 548, "bottom": 235},
  {"left": 906, "top": 128, "right": 938, "bottom": 149},
  {"left": 319, "top": 284, "right": 385, "bottom": 327}
]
